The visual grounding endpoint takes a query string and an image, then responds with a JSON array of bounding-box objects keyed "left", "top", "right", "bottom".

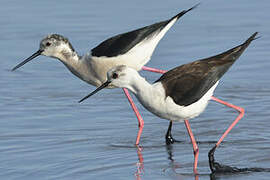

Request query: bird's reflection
[
  {"left": 165, "top": 144, "right": 199, "bottom": 180},
  {"left": 135, "top": 146, "right": 144, "bottom": 180},
  {"left": 165, "top": 144, "right": 270, "bottom": 180},
  {"left": 133, "top": 144, "right": 270, "bottom": 180},
  {"left": 133, "top": 144, "right": 223, "bottom": 180}
]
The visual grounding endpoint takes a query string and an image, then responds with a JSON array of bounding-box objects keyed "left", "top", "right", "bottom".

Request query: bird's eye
[
  {"left": 112, "top": 73, "right": 118, "bottom": 79},
  {"left": 46, "top": 42, "right": 51, "bottom": 47}
]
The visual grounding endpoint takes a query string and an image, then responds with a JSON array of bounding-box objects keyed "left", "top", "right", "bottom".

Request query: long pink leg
[
  {"left": 211, "top": 96, "right": 245, "bottom": 147},
  {"left": 121, "top": 66, "right": 167, "bottom": 145},
  {"left": 184, "top": 120, "right": 199, "bottom": 175},
  {"left": 123, "top": 88, "right": 144, "bottom": 145},
  {"left": 142, "top": 66, "right": 167, "bottom": 74},
  {"left": 209, "top": 96, "right": 245, "bottom": 172}
]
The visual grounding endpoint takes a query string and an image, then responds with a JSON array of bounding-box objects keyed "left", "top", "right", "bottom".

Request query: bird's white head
[
  {"left": 106, "top": 65, "right": 138, "bottom": 88},
  {"left": 78, "top": 65, "right": 139, "bottom": 103},
  {"left": 12, "top": 34, "right": 77, "bottom": 71},
  {"left": 39, "top": 34, "right": 75, "bottom": 59}
]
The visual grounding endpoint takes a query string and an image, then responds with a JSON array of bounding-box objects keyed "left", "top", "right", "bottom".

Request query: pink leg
[
  {"left": 122, "top": 66, "right": 165, "bottom": 145},
  {"left": 211, "top": 96, "right": 245, "bottom": 147},
  {"left": 184, "top": 120, "right": 199, "bottom": 175},
  {"left": 209, "top": 96, "right": 245, "bottom": 173},
  {"left": 123, "top": 88, "right": 144, "bottom": 145},
  {"left": 142, "top": 66, "right": 167, "bottom": 74}
]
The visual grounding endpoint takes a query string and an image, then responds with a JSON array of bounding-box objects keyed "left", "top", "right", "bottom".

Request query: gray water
[{"left": 1, "top": 0, "right": 270, "bottom": 179}]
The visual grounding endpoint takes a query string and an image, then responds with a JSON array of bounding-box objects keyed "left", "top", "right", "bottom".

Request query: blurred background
[{"left": 0, "top": 0, "right": 269, "bottom": 179}]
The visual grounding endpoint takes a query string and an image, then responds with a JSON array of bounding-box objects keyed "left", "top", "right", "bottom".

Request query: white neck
[
  {"left": 54, "top": 50, "right": 101, "bottom": 86},
  {"left": 123, "top": 73, "right": 165, "bottom": 114},
  {"left": 56, "top": 50, "right": 82, "bottom": 77},
  {"left": 125, "top": 73, "right": 152, "bottom": 95}
]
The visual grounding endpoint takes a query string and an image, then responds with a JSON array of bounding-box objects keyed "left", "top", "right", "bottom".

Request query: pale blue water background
[{"left": 1, "top": 0, "right": 270, "bottom": 179}]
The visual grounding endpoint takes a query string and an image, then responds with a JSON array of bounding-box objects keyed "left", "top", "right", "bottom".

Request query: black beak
[
  {"left": 78, "top": 80, "right": 111, "bottom": 103},
  {"left": 12, "top": 49, "right": 43, "bottom": 71}
]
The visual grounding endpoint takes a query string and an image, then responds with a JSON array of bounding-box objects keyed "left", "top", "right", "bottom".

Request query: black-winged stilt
[
  {"left": 12, "top": 5, "right": 198, "bottom": 145},
  {"left": 79, "top": 32, "right": 258, "bottom": 174}
]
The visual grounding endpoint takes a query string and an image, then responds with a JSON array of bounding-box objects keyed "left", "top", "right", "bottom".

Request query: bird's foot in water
[
  {"left": 208, "top": 145, "right": 270, "bottom": 174},
  {"left": 166, "top": 134, "right": 184, "bottom": 145},
  {"left": 166, "top": 134, "right": 176, "bottom": 145},
  {"left": 209, "top": 146, "right": 243, "bottom": 173}
]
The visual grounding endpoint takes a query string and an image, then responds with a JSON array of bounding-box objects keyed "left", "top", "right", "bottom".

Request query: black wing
[
  {"left": 156, "top": 32, "right": 258, "bottom": 106},
  {"left": 91, "top": 5, "right": 197, "bottom": 57}
]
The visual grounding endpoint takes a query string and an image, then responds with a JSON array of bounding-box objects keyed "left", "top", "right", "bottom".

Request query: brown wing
[{"left": 156, "top": 32, "right": 258, "bottom": 106}]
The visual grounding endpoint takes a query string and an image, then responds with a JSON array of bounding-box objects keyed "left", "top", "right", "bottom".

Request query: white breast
[
  {"left": 135, "top": 81, "right": 219, "bottom": 122},
  {"left": 164, "top": 81, "right": 219, "bottom": 121}
]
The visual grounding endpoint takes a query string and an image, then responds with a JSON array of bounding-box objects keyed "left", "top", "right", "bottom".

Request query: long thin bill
[
  {"left": 78, "top": 81, "right": 111, "bottom": 103},
  {"left": 12, "top": 49, "right": 43, "bottom": 71}
]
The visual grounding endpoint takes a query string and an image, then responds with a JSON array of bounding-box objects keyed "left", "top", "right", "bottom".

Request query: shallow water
[{"left": 1, "top": 0, "right": 270, "bottom": 179}]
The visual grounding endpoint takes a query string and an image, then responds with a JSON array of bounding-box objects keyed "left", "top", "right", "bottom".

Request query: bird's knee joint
[
  {"left": 240, "top": 107, "right": 245, "bottom": 114},
  {"left": 194, "top": 148, "right": 199, "bottom": 155},
  {"left": 139, "top": 122, "right": 144, "bottom": 128}
]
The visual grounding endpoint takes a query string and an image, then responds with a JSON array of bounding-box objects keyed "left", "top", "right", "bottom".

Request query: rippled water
[{"left": 1, "top": 0, "right": 270, "bottom": 179}]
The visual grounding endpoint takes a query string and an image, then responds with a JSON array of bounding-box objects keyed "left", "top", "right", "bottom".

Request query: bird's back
[{"left": 156, "top": 32, "right": 258, "bottom": 106}]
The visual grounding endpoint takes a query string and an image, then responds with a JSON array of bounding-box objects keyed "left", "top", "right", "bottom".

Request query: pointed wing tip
[
  {"left": 172, "top": 3, "right": 199, "bottom": 21},
  {"left": 188, "top": 3, "right": 201, "bottom": 12},
  {"left": 250, "top": 32, "right": 260, "bottom": 41},
  {"left": 78, "top": 98, "right": 85, "bottom": 103},
  {"left": 243, "top": 32, "right": 259, "bottom": 47},
  {"left": 11, "top": 66, "right": 19, "bottom": 71}
]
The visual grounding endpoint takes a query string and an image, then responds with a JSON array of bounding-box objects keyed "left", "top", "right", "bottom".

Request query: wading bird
[
  {"left": 12, "top": 5, "right": 198, "bottom": 145},
  {"left": 79, "top": 32, "right": 258, "bottom": 174}
]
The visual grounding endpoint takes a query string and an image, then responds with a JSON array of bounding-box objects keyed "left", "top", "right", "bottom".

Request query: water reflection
[
  {"left": 165, "top": 144, "right": 199, "bottom": 180},
  {"left": 135, "top": 146, "right": 144, "bottom": 180},
  {"left": 165, "top": 144, "right": 270, "bottom": 180}
]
